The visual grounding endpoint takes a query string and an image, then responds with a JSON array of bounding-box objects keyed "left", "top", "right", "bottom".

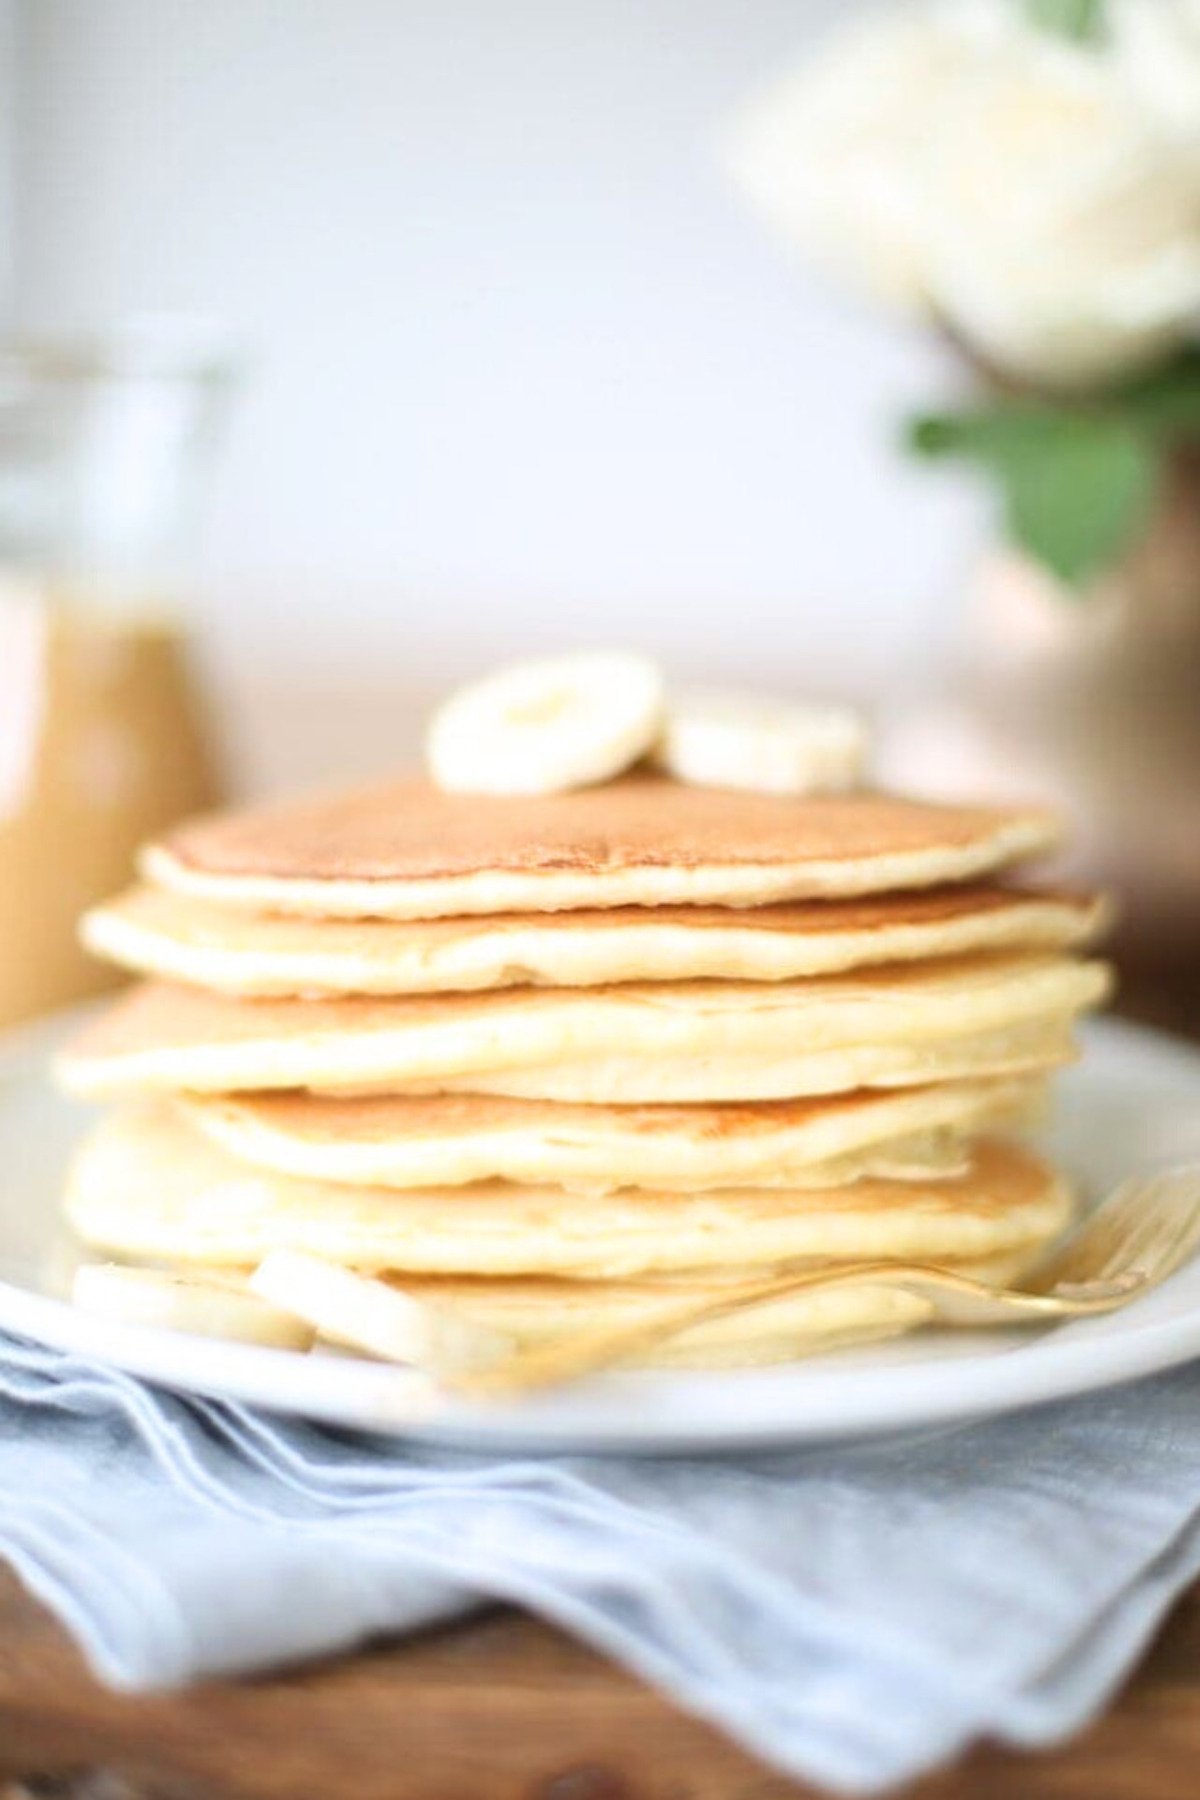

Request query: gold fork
[{"left": 451, "top": 1165, "right": 1200, "bottom": 1399}]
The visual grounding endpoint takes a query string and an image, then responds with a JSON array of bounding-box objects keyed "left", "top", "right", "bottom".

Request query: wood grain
[{"left": 2, "top": 1569, "right": 1200, "bottom": 1800}]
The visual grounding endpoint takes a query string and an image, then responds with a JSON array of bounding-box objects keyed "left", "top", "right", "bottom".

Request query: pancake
[
  {"left": 187, "top": 1077, "right": 1045, "bottom": 1192},
  {"left": 83, "top": 882, "right": 1108, "bottom": 997},
  {"left": 357, "top": 1248, "right": 1043, "bottom": 1368},
  {"left": 65, "top": 1104, "right": 1073, "bottom": 1278},
  {"left": 142, "top": 774, "right": 1062, "bottom": 918},
  {"left": 56, "top": 954, "right": 1111, "bottom": 1100},
  {"left": 456, "top": 1019, "right": 1078, "bottom": 1102}
]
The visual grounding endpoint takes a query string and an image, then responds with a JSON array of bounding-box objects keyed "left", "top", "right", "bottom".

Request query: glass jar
[{"left": 0, "top": 322, "right": 237, "bottom": 1027}]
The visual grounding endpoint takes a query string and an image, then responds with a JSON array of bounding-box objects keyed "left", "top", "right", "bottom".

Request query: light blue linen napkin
[{"left": 2, "top": 1330, "right": 1200, "bottom": 1794}]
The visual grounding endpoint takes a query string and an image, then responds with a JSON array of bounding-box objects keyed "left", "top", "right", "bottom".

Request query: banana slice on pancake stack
[{"left": 59, "top": 653, "right": 1112, "bottom": 1376}]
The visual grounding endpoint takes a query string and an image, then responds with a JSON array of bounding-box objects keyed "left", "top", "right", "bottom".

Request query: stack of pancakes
[{"left": 58, "top": 775, "right": 1112, "bottom": 1367}]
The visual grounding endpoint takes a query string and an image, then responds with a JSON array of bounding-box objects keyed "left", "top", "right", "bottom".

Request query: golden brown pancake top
[{"left": 154, "top": 774, "right": 1061, "bottom": 885}]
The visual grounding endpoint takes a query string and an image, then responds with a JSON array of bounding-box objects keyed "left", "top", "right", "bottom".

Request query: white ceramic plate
[{"left": 5, "top": 1009, "right": 1200, "bottom": 1454}]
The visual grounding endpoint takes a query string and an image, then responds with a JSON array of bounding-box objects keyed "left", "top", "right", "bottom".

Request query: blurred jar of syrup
[{"left": 0, "top": 322, "right": 235, "bottom": 1027}]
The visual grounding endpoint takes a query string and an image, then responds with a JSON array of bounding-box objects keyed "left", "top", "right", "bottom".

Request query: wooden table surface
[
  {"left": 2, "top": 971, "right": 1198, "bottom": 1800},
  {"left": 4, "top": 1566, "right": 1200, "bottom": 1800}
]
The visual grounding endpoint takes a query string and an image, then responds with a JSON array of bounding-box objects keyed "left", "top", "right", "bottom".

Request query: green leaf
[
  {"left": 904, "top": 344, "right": 1200, "bottom": 587},
  {"left": 907, "top": 406, "right": 1160, "bottom": 588},
  {"left": 1108, "top": 350, "right": 1200, "bottom": 438},
  {"left": 908, "top": 408, "right": 1053, "bottom": 461},
  {"left": 1025, "top": 0, "right": 1107, "bottom": 44},
  {"left": 998, "top": 420, "right": 1157, "bottom": 587},
  {"left": 909, "top": 349, "right": 1200, "bottom": 458}
]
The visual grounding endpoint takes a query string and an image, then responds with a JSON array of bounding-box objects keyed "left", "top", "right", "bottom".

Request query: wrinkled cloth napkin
[{"left": 3, "top": 1333, "right": 1200, "bottom": 1795}]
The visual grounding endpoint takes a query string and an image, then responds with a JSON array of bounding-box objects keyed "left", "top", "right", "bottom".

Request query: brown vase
[{"left": 881, "top": 448, "right": 1200, "bottom": 974}]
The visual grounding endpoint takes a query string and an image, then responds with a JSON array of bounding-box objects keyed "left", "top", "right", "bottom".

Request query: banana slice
[
  {"left": 72, "top": 1263, "right": 315, "bottom": 1350},
  {"left": 426, "top": 651, "right": 665, "bottom": 795},
  {"left": 249, "top": 1251, "right": 512, "bottom": 1376},
  {"left": 655, "top": 692, "right": 868, "bottom": 796}
]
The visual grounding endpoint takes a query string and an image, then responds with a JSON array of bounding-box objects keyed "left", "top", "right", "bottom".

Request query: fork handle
[
  {"left": 452, "top": 1260, "right": 1130, "bottom": 1399},
  {"left": 453, "top": 1263, "right": 882, "bottom": 1397}
]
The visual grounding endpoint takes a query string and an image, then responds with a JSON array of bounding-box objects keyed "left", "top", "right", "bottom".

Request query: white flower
[
  {"left": 1112, "top": 0, "right": 1200, "bottom": 145},
  {"left": 724, "top": 0, "right": 1200, "bottom": 388},
  {"left": 921, "top": 24, "right": 1200, "bottom": 386},
  {"left": 723, "top": 5, "right": 972, "bottom": 312}
]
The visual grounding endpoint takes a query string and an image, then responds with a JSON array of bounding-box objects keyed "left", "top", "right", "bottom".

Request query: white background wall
[
  {"left": 7, "top": 0, "right": 984, "bottom": 695},
  {"left": 0, "top": 0, "right": 14, "bottom": 311}
]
